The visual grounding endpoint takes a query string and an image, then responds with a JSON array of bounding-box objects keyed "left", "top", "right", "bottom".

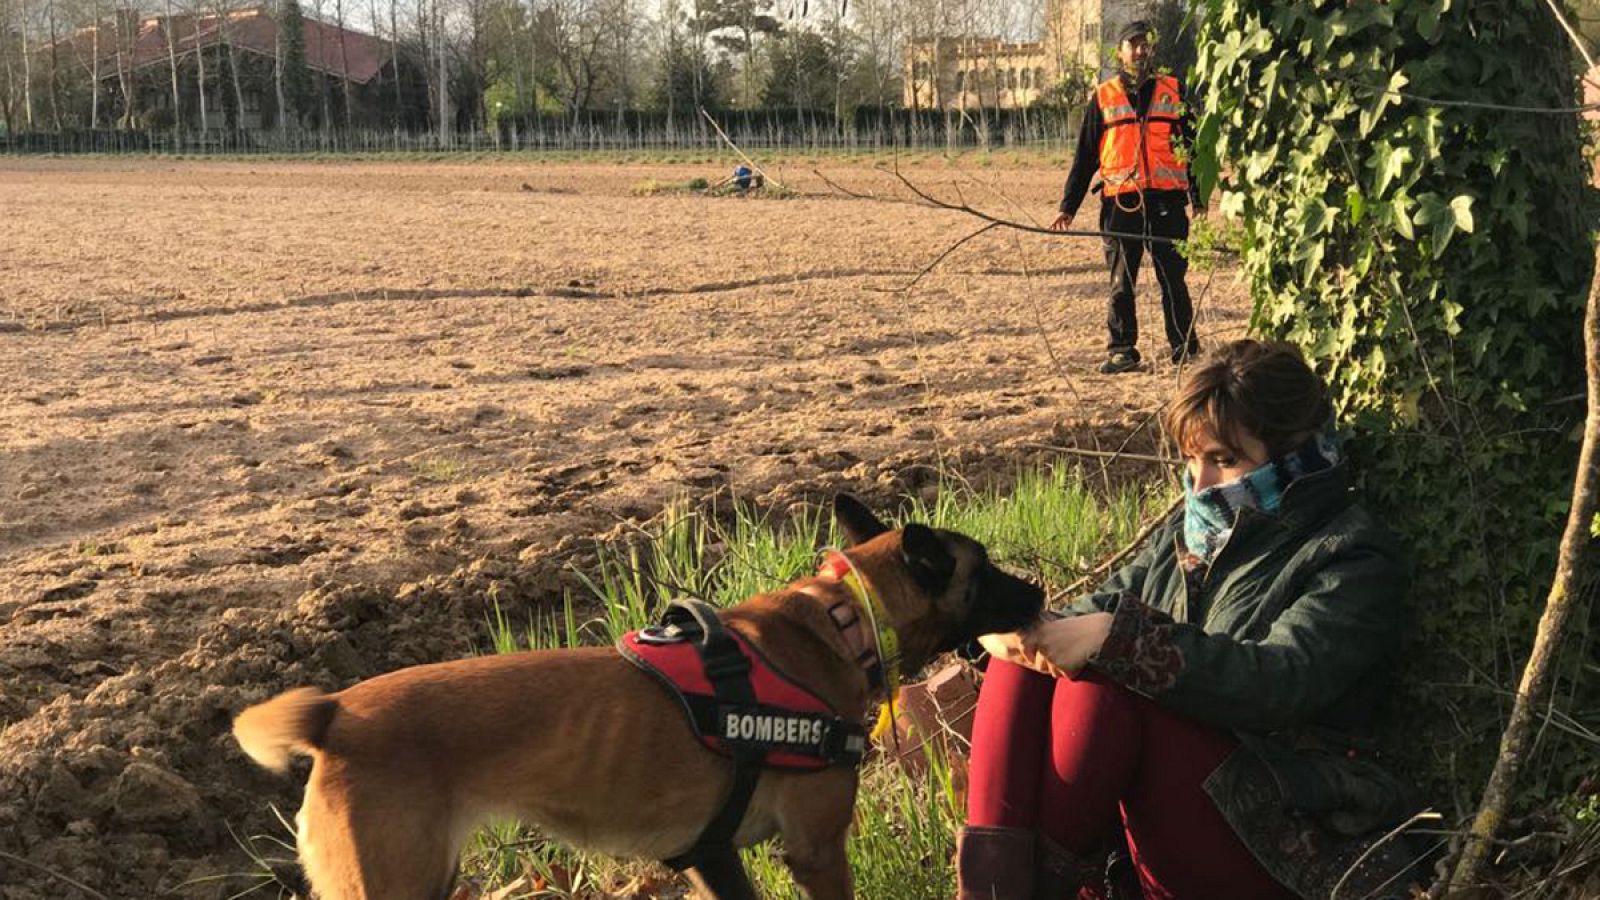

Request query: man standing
[{"left": 1051, "top": 20, "right": 1205, "bottom": 375}]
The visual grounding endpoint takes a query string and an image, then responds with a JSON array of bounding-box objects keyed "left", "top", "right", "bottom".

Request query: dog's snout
[{"left": 971, "top": 564, "right": 1046, "bottom": 635}]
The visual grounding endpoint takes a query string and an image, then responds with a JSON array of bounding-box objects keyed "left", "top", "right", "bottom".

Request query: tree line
[{"left": 0, "top": 0, "right": 1081, "bottom": 138}]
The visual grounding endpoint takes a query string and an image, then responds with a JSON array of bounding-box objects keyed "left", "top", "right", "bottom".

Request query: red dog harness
[
  {"left": 616, "top": 598, "right": 868, "bottom": 870},
  {"left": 619, "top": 626, "right": 866, "bottom": 770}
]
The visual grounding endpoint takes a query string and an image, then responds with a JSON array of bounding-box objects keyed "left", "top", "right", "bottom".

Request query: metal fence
[{"left": 0, "top": 109, "right": 1078, "bottom": 156}]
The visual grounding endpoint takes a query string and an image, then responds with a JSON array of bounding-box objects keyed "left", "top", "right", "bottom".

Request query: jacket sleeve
[
  {"left": 1060, "top": 99, "right": 1104, "bottom": 217},
  {"left": 1086, "top": 533, "right": 1409, "bottom": 732}
]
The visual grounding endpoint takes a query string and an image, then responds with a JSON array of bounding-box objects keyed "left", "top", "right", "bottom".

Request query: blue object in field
[{"left": 734, "top": 165, "right": 753, "bottom": 189}]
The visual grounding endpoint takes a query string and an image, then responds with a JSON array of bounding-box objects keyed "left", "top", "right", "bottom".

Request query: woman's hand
[
  {"left": 976, "top": 631, "right": 1066, "bottom": 678},
  {"left": 977, "top": 630, "right": 1031, "bottom": 666},
  {"left": 1020, "top": 613, "right": 1114, "bottom": 678},
  {"left": 976, "top": 613, "right": 1112, "bottom": 678}
]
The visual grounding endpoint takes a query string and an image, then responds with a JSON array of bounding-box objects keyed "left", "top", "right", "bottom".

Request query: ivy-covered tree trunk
[{"left": 1194, "top": 0, "right": 1595, "bottom": 884}]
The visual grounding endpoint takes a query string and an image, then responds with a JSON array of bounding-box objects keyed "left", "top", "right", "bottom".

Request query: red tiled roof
[{"left": 57, "top": 6, "right": 389, "bottom": 85}]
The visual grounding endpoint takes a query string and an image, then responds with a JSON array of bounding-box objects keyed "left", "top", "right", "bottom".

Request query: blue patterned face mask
[{"left": 1182, "top": 430, "right": 1343, "bottom": 564}]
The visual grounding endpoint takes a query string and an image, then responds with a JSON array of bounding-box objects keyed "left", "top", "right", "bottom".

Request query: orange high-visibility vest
[{"left": 1096, "top": 74, "right": 1190, "bottom": 197}]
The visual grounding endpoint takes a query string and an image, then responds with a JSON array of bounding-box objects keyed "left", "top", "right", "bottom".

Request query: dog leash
[{"left": 818, "top": 548, "right": 903, "bottom": 754}]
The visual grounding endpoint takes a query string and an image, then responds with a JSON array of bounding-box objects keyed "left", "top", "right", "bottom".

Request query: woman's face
[{"left": 1184, "top": 425, "right": 1269, "bottom": 492}]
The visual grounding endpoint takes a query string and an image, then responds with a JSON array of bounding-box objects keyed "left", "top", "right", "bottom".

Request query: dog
[{"left": 233, "top": 494, "right": 1044, "bottom": 900}]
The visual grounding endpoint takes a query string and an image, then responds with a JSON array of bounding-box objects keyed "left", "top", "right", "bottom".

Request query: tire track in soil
[{"left": 13, "top": 263, "right": 1104, "bottom": 334}]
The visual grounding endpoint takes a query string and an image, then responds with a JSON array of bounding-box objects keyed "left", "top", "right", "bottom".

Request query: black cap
[{"left": 1116, "top": 20, "right": 1151, "bottom": 45}]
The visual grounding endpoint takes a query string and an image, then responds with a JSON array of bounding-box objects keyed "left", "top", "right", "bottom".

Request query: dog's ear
[
  {"left": 900, "top": 524, "right": 956, "bottom": 594},
  {"left": 834, "top": 494, "right": 889, "bottom": 546}
]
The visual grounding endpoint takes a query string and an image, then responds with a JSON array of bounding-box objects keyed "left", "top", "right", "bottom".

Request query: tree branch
[{"left": 1445, "top": 233, "right": 1600, "bottom": 895}]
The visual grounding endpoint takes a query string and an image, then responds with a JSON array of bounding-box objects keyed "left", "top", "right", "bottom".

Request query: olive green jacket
[{"left": 1067, "top": 463, "right": 1423, "bottom": 899}]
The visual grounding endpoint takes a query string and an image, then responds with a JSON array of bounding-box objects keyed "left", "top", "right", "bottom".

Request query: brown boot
[
  {"left": 956, "top": 826, "right": 1036, "bottom": 899},
  {"left": 1033, "top": 834, "right": 1091, "bottom": 900}
]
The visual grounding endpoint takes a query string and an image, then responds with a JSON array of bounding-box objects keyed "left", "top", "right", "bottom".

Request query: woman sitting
[{"left": 960, "top": 339, "right": 1421, "bottom": 899}]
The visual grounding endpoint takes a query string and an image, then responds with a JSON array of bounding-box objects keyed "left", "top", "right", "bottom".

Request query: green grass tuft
[{"left": 461, "top": 464, "right": 1169, "bottom": 897}]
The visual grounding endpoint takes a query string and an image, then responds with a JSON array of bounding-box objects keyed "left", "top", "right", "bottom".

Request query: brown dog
[{"left": 233, "top": 494, "right": 1044, "bottom": 900}]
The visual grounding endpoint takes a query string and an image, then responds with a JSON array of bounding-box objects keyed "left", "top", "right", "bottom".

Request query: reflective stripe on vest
[{"left": 1096, "top": 75, "right": 1190, "bottom": 196}]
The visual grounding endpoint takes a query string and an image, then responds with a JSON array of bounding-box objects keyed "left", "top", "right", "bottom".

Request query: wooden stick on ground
[
  {"left": 0, "top": 849, "right": 111, "bottom": 900},
  {"left": 698, "top": 108, "right": 784, "bottom": 191}
]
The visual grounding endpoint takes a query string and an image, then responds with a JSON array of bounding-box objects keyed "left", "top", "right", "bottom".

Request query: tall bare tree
[
  {"left": 436, "top": 0, "right": 448, "bottom": 140},
  {"left": 44, "top": 0, "right": 62, "bottom": 128},
  {"left": 20, "top": 0, "right": 34, "bottom": 128},
  {"left": 597, "top": 0, "right": 636, "bottom": 125},
  {"left": 111, "top": 0, "right": 138, "bottom": 126},
  {"left": 333, "top": 0, "right": 351, "bottom": 127},
  {"left": 1, "top": 0, "right": 18, "bottom": 130},
  {"left": 386, "top": 0, "right": 398, "bottom": 127},
  {"left": 89, "top": 0, "right": 102, "bottom": 124},
  {"left": 490, "top": 0, "right": 527, "bottom": 116},
  {"left": 542, "top": 0, "right": 609, "bottom": 121},
  {"left": 311, "top": 0, "right": 329, "bottom": 128},
  {"left": 163, "top": 0, "right": 181, "bottom": 125},
  {"left": 526, "top": 0, "right": 541, "bottom": 123},
  {"left": 848, "top": 0, "right": 906, "bottom": 108},
  {"left": 273, "top": 0, "right": 286, "bottom": 130},
  {"left": 192, "top": 1, "right": 207, "bottom": 129},
  {"left": 213, "top": 0, "right": 245, "bottom": 129}
]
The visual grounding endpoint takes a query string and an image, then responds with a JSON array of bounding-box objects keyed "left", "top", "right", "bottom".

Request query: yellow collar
[{"left": 818, "top": 549, "right": 903, "bottom": 697}]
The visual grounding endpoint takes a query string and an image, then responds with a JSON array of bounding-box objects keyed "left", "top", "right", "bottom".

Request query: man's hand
[
  {"left": 1049, "top": 212, "right": 1074, "bottom": 232},
  {"left": 1191, "top": 204, "right": 1209, "bottom": 221},
  {"left": 1019, "top": 613, "right": 1114, "bottom": 678}
]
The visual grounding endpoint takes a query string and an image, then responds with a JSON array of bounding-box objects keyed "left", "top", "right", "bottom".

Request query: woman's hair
[{"left": 1165, "top": 339, "right": 1332, "bottom": 459}]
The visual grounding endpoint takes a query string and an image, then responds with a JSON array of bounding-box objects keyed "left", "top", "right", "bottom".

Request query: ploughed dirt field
[{"left": 0, "top": 154, "right": 1248, "bottom": 898}]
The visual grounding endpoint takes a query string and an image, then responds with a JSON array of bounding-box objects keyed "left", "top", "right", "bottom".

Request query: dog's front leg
[
  {"left": 781, "top": 829, "right": 853, "bottom": 900},
  {"left": 775, "top": 770, "right": 856, "bottom": 899},
  {"left": 684, "top": 849, "right": 761, "bottom": 900}
]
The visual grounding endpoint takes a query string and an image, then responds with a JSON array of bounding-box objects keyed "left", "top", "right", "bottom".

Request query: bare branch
[{"left": 1048, "top": 496, "right": 1181, "bottom": 605}]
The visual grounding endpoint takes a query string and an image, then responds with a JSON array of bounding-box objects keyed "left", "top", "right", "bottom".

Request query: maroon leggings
[{"left": 966, "top": 659, "right": 1295, "bottom": 900}]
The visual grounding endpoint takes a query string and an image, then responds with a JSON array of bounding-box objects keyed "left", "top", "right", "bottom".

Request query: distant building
[
  {"left": 905, "top": 0, "right": 1146, "bottom": 110},
  {"left": 51, "top": 6, "right": 425, "bottom": 131}
]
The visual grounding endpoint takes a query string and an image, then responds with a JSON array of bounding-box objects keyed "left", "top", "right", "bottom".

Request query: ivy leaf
[
  {"left": 1398, "top": 390, "right": 1422, "bottom": 426},
  {"left": 1370, "top": 141, "right": 1414, "bottom": 197},
  {"left": 1410, "top": 109, "right": 1442, "bottom": 160},
  {"left": 1418, "top": 0, "right": 1449, "bottom": 41},
  {"left": 1360, "top": 71, "right": 1409, "bottom": 138},
  {"left": 1450, "top": 194, "right": 1475, "bottom": 234},
  {"left": 1413, "top": 192, "right": 1461, "bottom": 256},
  {"left": 1503, "top": 197, "right": 1531, "bottom": 239},
  {"left": 1392, "top": 195, "right": 1416, "bottom": 241},
  {"left": 1346, "top": 186, "right": 1366, "bottom": 226},
  {"left": 1193, "top": 112, "right": 1222, "bottom": 204},
  {"left": 1441, "top": 299, "right": 1465, "bottom": 336}
]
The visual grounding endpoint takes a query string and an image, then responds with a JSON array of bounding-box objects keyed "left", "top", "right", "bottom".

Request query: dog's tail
[{"left": 233, "top": 687, "right": 338, "bottom": 773}]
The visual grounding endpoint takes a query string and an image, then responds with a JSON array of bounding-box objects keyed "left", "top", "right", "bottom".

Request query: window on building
[
  {"left": 1036, "top": 68, "right": 1046, "bottom": 89},
  {"left": 1082, "top": 22, "right": 1100, "bottom": 43},
  {"left": 955, "top": 70, "right": 965, "bottom": 92}
]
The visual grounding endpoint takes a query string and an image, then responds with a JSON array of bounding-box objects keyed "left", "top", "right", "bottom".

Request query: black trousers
[{"left": 1100, "top": 195, "right": 1197, "bottom": 356}]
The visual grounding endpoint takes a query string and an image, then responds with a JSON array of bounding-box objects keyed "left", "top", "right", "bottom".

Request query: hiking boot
[
  {"left": 1034, "top": 834, "right": 1092, "bottom": 900},
  {"left": 1099, "top": 350, "right": 1141, "bottom": 375},
  {"left": 956, "top": 826, "right": 1036, "bottom": 899},
  {"left": 1170, "top": 342, "right": 1201, "bottom": 365}
]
